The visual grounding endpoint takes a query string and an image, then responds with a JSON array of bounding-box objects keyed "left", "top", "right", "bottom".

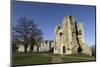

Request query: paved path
[
  {"left": 41, "top": 54, "right": 95, "bottom": 63},
  {"left": 41, "top": 54, "right": 63, "bottom": 63},
  {"left": 51, "top": 56, "right": 63, "bottom": 63}
]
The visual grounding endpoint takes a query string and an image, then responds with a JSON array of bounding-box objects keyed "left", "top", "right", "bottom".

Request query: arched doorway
[
  {"left": 63, "top": 46, "right": 66, "bottom": 54},
  {"left": 78, "top": 46, "right": 82, "bottom": 53}
]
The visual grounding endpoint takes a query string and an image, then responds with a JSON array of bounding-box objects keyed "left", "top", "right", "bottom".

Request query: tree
[
  {"left": 35, "top": 34, "right": 43, "bottom": 52},
  {"left": 12, "top": 31, "right": 19, "bottom": 53},
  {"left": 28, "top": 20, "right": 43, "bottom": 52},
  {"left": 29, "top": 29, "right": 43, "bottom": 52},
  {"left": 12, "top": 29, "right": 25, "bottom": 53},
  {"left": 13, "top": 17, "right": 43, "bottom": 52}
]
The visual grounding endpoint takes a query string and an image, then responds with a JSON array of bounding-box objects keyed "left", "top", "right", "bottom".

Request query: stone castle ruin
[
  {"left": 16, "top": 16, "right": 92, "bottom": 56},
  {"left": 54, "top": 16, "right": 92, "bottom": 56},
  {"left": 17, "top": 40, "right": 53, "bottom": 52}
]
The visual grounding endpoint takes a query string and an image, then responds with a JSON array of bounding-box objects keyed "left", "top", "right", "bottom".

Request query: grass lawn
[
  {"left": 61, "top": 54, "right": 96, "bottom": 63},
  {"left": 12, "top": 52, "right": 96, "bottom": 66},
  {"left": 12, "top": 52, "right": 52, "bottom": 66}
]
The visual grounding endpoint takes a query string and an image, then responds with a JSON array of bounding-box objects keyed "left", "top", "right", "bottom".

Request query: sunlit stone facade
[{"left": 54, "top": 16, "right": 92, "bottom": 56}]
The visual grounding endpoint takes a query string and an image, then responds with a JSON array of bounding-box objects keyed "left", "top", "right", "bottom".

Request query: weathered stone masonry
[{"left": 54, "top": 16, "right": 92, "bottom": 56}]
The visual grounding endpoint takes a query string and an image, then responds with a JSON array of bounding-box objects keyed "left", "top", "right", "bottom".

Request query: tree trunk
[
  {"left": 12, "top": 44, "right": 18, "bottom": 53},
  {"left": 24, "top": 45, "right": 27, "bottom": 52},
  {"left": 30, "top": 44, "right": 34, "bottom": 52}
]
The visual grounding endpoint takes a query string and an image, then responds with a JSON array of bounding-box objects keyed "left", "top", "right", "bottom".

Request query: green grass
[
  {"left": 12, "top": 52, "right": 52, "bottom": 65},
  {"left": 12, "top": 52, "right": 96, "bottom": 66},
  {"left": 62, "top": 54, "right": 95, "bottom": 63}
]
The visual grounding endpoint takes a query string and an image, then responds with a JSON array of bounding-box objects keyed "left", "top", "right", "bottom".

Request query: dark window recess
[
  {"left": 59, "top": 33, "right": 62, "bottom": 36},
  {"left": 45, "top": 41, "right": 48, "bottom": 44},
  {"left": 58, "top": 26, "right": 60, "bottom": 29},
  {"left": 63, "top": 46, "right": 66, "bottom": 53},
  {"left": 78, "top": 30, "right": 82, "bottom": 35},
  {"left": 67, "top": 48, "right": 70, "bottom": 50},
  {"left": 72, "top": 31, "right": 75, "bottom": 34}
]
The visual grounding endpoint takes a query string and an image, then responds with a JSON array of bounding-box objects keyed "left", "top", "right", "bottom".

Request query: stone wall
[
  {"left": 17, "top": 40, "right": 54, "bottom": 52},
  {"left": 54, "top": 16, "right": 92, "bottom": 56}
]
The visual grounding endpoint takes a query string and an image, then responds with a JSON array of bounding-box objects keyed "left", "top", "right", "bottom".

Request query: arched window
[{"left": 59, "top": 32, "right": 62, "bottom": 36}]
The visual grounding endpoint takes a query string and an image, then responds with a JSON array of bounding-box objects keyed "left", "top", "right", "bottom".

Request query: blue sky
[{"left": 12, "top": 1, "right": 96, "bottom": 47}]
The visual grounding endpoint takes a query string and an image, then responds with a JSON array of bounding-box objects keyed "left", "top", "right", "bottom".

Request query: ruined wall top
[{"left": 63, "top": 16, "right": 75, "bottom": 22}]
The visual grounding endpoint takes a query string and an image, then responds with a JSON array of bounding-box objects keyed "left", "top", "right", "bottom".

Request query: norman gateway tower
[{"left": 54, "top": 16, "right": 92, "bottom": 56}]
